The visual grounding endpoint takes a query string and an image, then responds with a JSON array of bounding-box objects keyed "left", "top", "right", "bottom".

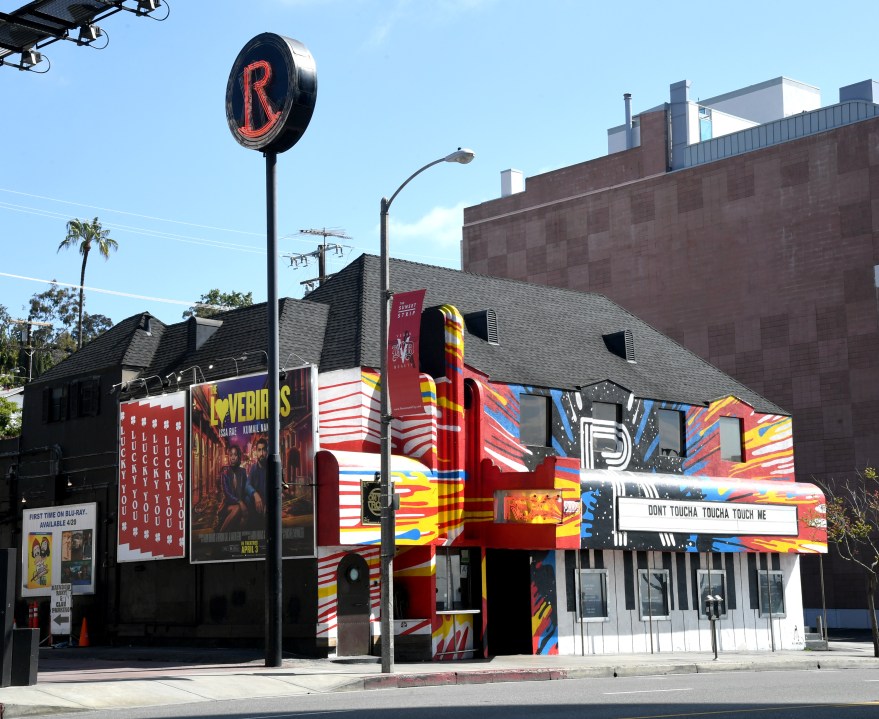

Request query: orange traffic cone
[{"left": 78, "top": 618, "right": 90, "bottom": 648}]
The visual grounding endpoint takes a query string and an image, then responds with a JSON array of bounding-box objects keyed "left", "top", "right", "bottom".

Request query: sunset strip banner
[{"left": 388, "top": 288, "right": 426, "bottom": 416}]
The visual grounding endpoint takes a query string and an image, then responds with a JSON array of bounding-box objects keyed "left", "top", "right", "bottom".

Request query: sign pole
[
  {"left": 225, "top": 31, "right": 316, "bottom": 670},
  {"left": 265, "top": 149, "right": 283, "bottom": 668}
]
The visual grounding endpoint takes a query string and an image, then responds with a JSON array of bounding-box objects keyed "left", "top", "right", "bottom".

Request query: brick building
[{"left": 462, "top": 76, "right": 879, "bottom": 629}]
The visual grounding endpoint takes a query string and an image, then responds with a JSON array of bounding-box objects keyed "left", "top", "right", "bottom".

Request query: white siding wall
[{"left": 557, "top": 550, "right": 805, "bottom": 655}]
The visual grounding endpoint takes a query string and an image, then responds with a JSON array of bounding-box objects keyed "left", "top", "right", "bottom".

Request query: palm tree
[{"left": 57, "top": 217, "right": 118, "bottom": 349}]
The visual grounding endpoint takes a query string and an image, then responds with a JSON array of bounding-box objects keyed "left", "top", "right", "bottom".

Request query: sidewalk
[{"left": 0, "top": 639, "right": 875, "bottom": 718}]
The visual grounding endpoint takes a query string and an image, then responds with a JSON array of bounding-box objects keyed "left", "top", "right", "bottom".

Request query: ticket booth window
[{"left": 436, "top": 548, "right": 479, "bottom": 611}]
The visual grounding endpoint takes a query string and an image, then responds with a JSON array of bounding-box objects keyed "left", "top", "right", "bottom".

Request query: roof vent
[
  {"left": 500, "top": 169, "right": 525, "bottom": 198},
  {"left": 141, "top": 314, "right": 152, "bottom": 336},
  {"left": 603, "top": 329, "right": 635, "bottom": 363},
  {"left": 464, "top": 309, "right": 499, "bottom": 346},
  {"left": 187, "top": 315, "right": 223, "bottom": 352}
]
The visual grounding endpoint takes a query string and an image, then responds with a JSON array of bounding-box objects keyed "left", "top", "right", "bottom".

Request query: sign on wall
[
  {"left": 118, "top": 393, "right": 187, "bottom": 562},
  {"left": 499, "top": 490, "right": 563, "bottom": 524},
  {"left": 189, "top": 367, "right": 316, "bottom": 562},
  {"left": 21, "top": 502, "right": 96, "bottom": 597}
]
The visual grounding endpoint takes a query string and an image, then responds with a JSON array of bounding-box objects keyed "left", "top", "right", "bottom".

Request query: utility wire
[{"left": 0, "top": 272, "right": 206, "bottom": 308}]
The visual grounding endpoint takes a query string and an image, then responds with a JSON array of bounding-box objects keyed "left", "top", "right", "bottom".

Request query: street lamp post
[{"left": 378, "top": 148, "right": 474, "bottom": 674}]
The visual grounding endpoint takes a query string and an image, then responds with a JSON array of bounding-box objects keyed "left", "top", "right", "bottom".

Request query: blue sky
[{"left": 2, "top": 0, "right": 877, "bottom": 326}]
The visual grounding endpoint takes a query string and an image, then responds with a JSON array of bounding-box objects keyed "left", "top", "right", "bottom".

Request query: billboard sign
[
  {"left": 189, "top": 367, "right": 316, "bottom": 562},
  {"left": 118, "top": 393, "right": 187, "bottom": 562},
  {"left": 22, "top": 502, "right": 97, "bottom": 597}
]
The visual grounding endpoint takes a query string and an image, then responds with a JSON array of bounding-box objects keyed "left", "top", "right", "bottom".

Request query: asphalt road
[{"left": 34, "top": 666, "right": 879, "bottom": 719}]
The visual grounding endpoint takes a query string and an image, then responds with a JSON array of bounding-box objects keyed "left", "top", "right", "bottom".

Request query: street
[{"left": 36, "top": 667, "right": 879, "bottom": 719}]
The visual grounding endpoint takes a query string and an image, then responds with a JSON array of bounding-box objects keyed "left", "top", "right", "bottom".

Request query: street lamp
[{"left": 378, "top": 147, "right": 475, "bottom": 674}]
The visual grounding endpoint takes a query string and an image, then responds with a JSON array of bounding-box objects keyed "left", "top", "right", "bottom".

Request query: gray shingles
[
  {"left": 38, "top": 254, "right": 784, "bottom": 415},
  {"left": 309, "top": 255, "right": 785, "bottom": 414}
]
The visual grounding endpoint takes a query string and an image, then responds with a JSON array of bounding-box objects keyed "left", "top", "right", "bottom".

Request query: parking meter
[{"left": 705, "top": 595, "right": 723, "bottom": 659}]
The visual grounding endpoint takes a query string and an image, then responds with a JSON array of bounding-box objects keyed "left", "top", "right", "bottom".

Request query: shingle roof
[
  {"left": 39, "top": 255, "right": 784, "bottom": 415},
  {"left": 37, "top": 312, "right": 162, "bottom": 381},
  {"left": 306, "top": 254, "right": 785, "bottom": 414},
  {"left": 140, "top": 298, "right": 329, "bottom": 384}
]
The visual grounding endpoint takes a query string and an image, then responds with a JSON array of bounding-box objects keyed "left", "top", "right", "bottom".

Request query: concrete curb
[{"left": 1, "top": 652, "right": 877, "bottom": 718}]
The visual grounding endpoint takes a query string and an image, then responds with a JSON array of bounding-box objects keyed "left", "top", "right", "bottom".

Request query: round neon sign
[{"left": 225, "top": 33, "right": 317, "bottom": 154}]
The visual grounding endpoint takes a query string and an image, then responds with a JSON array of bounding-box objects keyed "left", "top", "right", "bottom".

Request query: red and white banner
[
  {"left": 118, "top": 393, "right": 187, "bottom": 562},
  {"left": 387, "top": 288, "right": 426, "bottom": 416}
]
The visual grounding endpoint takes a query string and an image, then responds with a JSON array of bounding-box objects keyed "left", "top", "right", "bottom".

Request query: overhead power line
[
  {"left": 285, "top": 228, "right": 352, "bottom": 291},
  {"left": 0, "top": 271, "right": 205, "bottom": 308}
]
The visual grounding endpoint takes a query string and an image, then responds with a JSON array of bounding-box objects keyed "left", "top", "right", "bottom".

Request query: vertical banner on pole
[{"left": 387, "top": 288, "right": 427, "bottom": 416}]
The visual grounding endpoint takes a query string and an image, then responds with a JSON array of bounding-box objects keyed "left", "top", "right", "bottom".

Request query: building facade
[
  {"left": 0, "top": 255, "right": 825, "bottom": 657},
  {"left": 462, "top": 76, "right": 879, "bottom": 629}
]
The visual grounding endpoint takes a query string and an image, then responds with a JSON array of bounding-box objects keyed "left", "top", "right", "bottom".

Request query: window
[
  {"left": 638, "top": 569, "right": 670, "bottom": 620},
  {"left": 71, "top": 377, "right": 101, "bottom": 417},
  {"left": 520, "top": 394, "right": 550, "bottom": 447},
  {"left": 699, "top": 106, "right": 713, "bottom": 141},
  {"left": 658, "top": 409, "right": 685, "bottom": 457},
  {"left": 758, "top": 570, "right": 785, "bottom": 617},
  {"left": 579, "top": 569, "right": 608, "bottom": 621},
  {"left": 42, "top": 385, "right": 68, "bottom": 423},
  {"left": 697, "top": 569, "right": 727, "bottom": 619},
  {"left": 719, "top": 416, "right": 743, "bottom": 462},
  {"left": 592, "top": 401, "right": 620, "bottom": 454},
  {"left": 436, "top": 548, "right": 479, "bottom": 611}
]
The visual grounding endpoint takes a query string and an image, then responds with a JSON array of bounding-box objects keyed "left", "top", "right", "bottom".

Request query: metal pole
[
  {"left": 379, "top": 196, "right": 395, "bottom": 674},
  {"left": 265, "top": 150, "right": 283, "bottom": 668},
  {"left": 819, "top": 554, "right": 828, "bottom": 641},
  {"left": 575, "top": 549, "right": 584, "bottom": 656},
  {"left": 646, "top": 561, "right": 655, "bottom": 654},
  {"left": 766, "top": 568, "right": 776, "bottom": 652},
  {"left": 26, "top": 323, "right": 32, "bottom": 383},
  {"left": 376, "top": 149, "right": 474, "bottom": 673}
]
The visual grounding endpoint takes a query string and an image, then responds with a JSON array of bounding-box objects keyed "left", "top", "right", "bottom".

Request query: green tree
[
  {"left": 0, "top": 305, "right": 20, "bottom": 379},
  {"left": 57, "top": 217, "right": 118, "bottom": 349},
  {"left": 0, "top": 395, "right": 21, "bottom": 438},
  {"left": 183, "top": 289, "right": 253, "bottom": 318},
  {"left": 24, "top": 285, "right": 113, "bottom": 377},
  {"left": 818, "top": 469, "right": 879, "bottom": 657}
]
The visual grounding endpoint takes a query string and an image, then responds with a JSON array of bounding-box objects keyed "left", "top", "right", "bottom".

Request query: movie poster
[
  {"left": 118, "top": 393, "right": 187, "bottom": 562},
  {"left": 189, "top": 367, "right": 316, "bottom": 563},
  {"left": 21, "top": 502, "right": 97, "bottom": 597}
]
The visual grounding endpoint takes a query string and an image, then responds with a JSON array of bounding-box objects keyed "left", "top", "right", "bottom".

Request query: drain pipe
[{"left": 624, "top": 93, "right": 633, "bottom": 150}]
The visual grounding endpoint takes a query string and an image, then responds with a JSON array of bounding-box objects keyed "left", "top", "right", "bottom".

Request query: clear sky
[{"left": 1, "top": 0, "right": 877, "bottom": 327}]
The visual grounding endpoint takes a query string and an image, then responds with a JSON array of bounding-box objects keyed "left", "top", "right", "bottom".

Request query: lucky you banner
[{"left": 118, "top": 393, "right": 187, "bottom": 562}]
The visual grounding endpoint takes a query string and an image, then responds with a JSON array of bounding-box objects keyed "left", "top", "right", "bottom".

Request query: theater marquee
[{"left": 617, "top": 497, "right": 798, "bottom": 536}]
